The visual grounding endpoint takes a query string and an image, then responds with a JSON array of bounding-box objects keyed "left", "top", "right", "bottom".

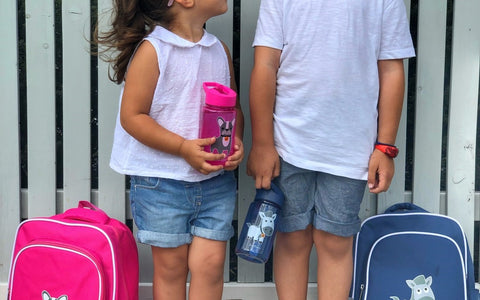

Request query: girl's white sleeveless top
[{"left": 110, "top": 26, "right": 231, "bottom": 182}]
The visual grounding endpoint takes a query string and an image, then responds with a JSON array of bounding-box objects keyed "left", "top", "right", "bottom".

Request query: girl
[{"left": 95, "top": 0, "right": 244, "bottom": 299}]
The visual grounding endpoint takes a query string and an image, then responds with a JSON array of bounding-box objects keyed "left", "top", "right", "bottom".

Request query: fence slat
[
  {"left": 446, "top": 0, "right": 480, "bottom": 253},
  {"left": 25, "top": 0, "right": 57, "bottom": 217},
  {"left": 237, "top": 0, "right": 265, "bottom": 283},
  {"left": 0, "top": 0, "right": 21, "bottom": 282},
  {"left": 412, "top": 0, "right": 447, "bottom": 213},
  {"left": 62, "top": 0, "right": 92, "bottom": 210},
  {"left": 206, "top": 0, "right": 233, "bottom": 52},
  {"left": 205, "top": 3, "right": 234, "bottom": 282},
  {"left": 96, "top": 0, "right": 125, "bottom": 221}
]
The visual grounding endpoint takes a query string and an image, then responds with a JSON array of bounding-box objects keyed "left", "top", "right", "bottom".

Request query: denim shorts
[
  {"left": 129, "top": 171, "right": 236, "bottom": 248},
  {"left": 273, "top": 159, "right": 366, "bottom": 237}
]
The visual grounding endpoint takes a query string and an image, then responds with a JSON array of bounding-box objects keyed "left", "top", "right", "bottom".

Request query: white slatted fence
[{"left": 1, "top": 0, "right": 479, "bottom": 299}]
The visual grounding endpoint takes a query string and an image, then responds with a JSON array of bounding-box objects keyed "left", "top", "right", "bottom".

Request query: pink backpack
[{"left": 8, "top": 201, "right": 139, "bottom": 300}]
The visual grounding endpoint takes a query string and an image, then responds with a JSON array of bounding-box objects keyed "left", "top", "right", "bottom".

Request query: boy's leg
[
  {"left": 273, "top": 225, "right": 313, "bottom": 300},
  {"left": 151, "top": 245, "right": 189, "bottom": 300},
  {"left": 313, "top": 230, "right": 354, "bottom": 300},
  {"left": 272, "top": 159, "right": 316, "bottom": 300},
  {"left": 312, "top": 172, "right": 365, "bottom": 300},
  {"left": 188, "top": 237, "right": 227, "bottom": 300}
]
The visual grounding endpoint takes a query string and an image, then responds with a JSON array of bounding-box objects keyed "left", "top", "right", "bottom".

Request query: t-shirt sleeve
[
  {"left": 379, "top": 0, "right": 416, "bottom": 60},
  {"left": 252, "top": 0, "right": 284, "bottom": 50}
]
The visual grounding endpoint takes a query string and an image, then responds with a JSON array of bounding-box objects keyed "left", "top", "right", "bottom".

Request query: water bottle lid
[
  {"left": 255, "top": 182, "right": 284, "bottom": 208},
  {"left": 203, "top": 82, "right": 237, "bottom": 107}
]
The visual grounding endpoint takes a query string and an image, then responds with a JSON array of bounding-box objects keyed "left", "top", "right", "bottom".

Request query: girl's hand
[
  {"left": 224, "top": 138, "right": 244, "bottom": 171},
  {"left": 179, "top": 137, "right": 225, "bottom": 175}
]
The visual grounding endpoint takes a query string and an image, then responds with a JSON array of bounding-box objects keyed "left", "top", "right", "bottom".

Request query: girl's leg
[
  {"left": 151, "top": 245, "right": 189, "bottom": 300},
  {"left": 313, "top": 229, "right": 353, "bottom": 300},
  {"left": 188, "top": 236, "right": 227, "bottom": 300},
  {"left": 273, "top": 225, "right": 313, "bottom": 300}
]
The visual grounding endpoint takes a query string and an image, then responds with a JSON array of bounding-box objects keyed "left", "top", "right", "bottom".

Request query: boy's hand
[
  {"left": 179, "top": 137, "right": 225, "bottom": 175},
  {"left": 224, "top": 138, "right": 244, "bottom": 171},
  {"left": 247, "top": 144, "right": 280, "bottom": 189},
  {"left": 367, "top": 149, "right": 395, "bottom": 193}
]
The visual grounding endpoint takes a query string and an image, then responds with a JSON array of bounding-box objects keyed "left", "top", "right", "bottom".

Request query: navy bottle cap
[{"left": 255, "top": 182, "right": 284, "bottom": 208}]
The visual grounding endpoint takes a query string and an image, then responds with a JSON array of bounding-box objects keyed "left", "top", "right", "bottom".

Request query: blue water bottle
[{"left": 235, "top": 183, "right": 284, "bottom": 263}]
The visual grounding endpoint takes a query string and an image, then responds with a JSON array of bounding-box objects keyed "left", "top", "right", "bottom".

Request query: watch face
[
  {"left": 385, "top": 146, "right": 399, "bottom": 158},
  {"left": 375, "top": 144, "right": 399, "bottom": 158}
]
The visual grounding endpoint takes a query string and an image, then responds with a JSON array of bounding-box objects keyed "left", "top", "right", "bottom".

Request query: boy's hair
[{"left": 94, "top": 0, "right": 174, "bottom": 84}]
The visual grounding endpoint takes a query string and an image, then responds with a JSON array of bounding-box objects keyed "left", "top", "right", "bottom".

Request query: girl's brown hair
[{"left": 94, "top": 0, "right": 174, "bottom": 84}]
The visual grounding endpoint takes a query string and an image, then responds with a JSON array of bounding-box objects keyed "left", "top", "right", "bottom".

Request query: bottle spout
[{"left": 203, "top": 82, "right": 237, "bottom": 107}]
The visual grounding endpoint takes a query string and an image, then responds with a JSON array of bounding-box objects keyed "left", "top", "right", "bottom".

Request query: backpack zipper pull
[{"left": 359, "top": 284, "right": 365, "bottom": 300}]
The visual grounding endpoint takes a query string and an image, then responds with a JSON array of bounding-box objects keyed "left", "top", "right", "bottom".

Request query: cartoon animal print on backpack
[
  {"left": 42, "top": 290, "right": 68, "bottom": 300},
  {"left": 390, "top": 275, "right": 435, "bottom": 300}
]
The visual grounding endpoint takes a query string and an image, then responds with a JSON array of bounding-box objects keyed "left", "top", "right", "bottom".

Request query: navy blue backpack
[{"left": 350, "top": 202, "right": 479, "bottom": 300}]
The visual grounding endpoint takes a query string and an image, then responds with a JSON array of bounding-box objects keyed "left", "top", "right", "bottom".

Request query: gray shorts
[{"left": 273, "top": 159, "right": 366, "bottom": 237}]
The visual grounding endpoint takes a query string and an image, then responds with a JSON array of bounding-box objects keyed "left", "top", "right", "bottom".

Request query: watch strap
[{"left": 375, "top": 142, "right": 399, "bottom": 158}]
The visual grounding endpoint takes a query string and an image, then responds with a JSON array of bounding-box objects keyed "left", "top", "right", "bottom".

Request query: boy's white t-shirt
[{"left": 253, "top": 0, "right": 415, "bottom": 180}]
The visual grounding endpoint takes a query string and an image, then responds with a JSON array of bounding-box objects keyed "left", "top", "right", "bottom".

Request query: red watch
[{"left": 375, "top": 142, "right": 399, "bottom": 158}]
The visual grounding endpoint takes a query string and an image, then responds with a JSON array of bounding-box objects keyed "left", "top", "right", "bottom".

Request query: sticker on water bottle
[
  {"left": 209, "top": 116, "right": 235, "bottom": 156},
  {"left": 242, "top": 210, "right": 277, "bottom": 253}
]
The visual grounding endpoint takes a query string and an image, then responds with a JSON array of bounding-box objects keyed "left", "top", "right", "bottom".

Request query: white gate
[{"left": 1, "top": 0, "right": 479, "bottom": 298}]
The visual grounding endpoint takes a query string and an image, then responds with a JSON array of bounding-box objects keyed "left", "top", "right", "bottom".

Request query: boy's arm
[
  {"left": 246, "top": 46, "right": 282, "bottom": 189},
  {"left": 368, "top": 59, "right": 405, "bottom": 193}
]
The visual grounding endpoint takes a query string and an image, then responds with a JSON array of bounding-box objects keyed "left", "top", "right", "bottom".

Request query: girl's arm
[
  {"left": 120, "top": 41, "right": 224, "bottom": 174},
  {"left": 368, "top": 58, "right": 405, "bottom": 193}
]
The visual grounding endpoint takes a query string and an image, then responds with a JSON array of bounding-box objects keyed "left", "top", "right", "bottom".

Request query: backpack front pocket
[
  {"left": 362, "top": 232, "right": 467, "bottom": 300},
  {"left": 9, "top": 241, "right": 105, "bottom": 300}
]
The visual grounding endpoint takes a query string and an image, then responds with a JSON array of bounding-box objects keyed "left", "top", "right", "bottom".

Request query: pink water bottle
[{"left": 199, "top": 82, "right": 237, "bottom": 165}]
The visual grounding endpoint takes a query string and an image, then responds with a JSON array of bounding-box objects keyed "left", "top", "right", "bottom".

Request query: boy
[{"left": 247, "top": 0, "right": 415, "bottom": 299}]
